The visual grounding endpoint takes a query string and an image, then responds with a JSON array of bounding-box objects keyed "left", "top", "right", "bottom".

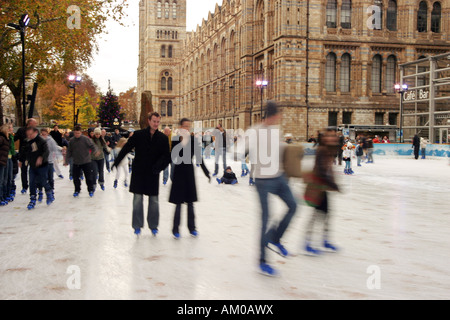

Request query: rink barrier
[{"left": 302, "top": 143, "right": 450, "bottom": 158}]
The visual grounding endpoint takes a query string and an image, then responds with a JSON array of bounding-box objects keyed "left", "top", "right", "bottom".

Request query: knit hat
[{"left": 94, "top": 128, "right": 102, "bottom": 135}]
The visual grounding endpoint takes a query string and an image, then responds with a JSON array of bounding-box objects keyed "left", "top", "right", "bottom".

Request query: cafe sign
[{"left": 403, "top": 89, "right": 429, "bottom": 102}]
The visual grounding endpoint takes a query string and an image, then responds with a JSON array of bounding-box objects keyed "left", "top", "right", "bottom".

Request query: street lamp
[
  {"left": 68, "top": 75, "right": 82, "bottom": 128},
  {"left": 394, "top": 83, "right": 408, "bottom": 143},
  {"left": 7, "top": 14, "right": 31, "bottom": 127},
  {"left": 256, "top": 80, "right": 268, "bottom": 121}
]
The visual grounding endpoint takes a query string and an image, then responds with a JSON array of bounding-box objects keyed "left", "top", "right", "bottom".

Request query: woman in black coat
[{"left": 170, "top": 118, "right": 210, "bottom": 239}]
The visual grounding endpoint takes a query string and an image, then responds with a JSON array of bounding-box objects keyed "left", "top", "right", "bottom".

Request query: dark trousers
[
  {"left": 73, "top": 162, "right": 95, "bottom": 193},
  {"left": 255, "top": 174, "right": 297, "bottom": 264},
  {"left": 38, "top": 163, "right": 55, "bottom": 192},
  {"left": 6, "top": 159, "right": 14, "bottom": 197},
  {"left": 414, "top": 146, "right": 420, "bottom": 159},
  {"left": 103, "top": 150, "right": 110, "bottom": 171},
  {"left": 92, "top": 159, "right": 105, "bottom": 186},
  {"left": 214, "top": 148, "right": 227, "bottom": 175},
  {"left": 0, "top": 165, "right": 6, "bottom": 201},
  {"left": 20, "top": 161, "right": 28, "bottom": 190},
  {"left": 221, "top": 177, "right": 237, "bottom": 184},
  {"left": 173, "top": 203, "right": 195, "bottom": 234},
  {"left": 29, "top": 166, "right": 51, "bottom": 198}
]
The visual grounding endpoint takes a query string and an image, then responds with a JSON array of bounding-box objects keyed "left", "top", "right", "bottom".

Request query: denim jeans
[
  {"left": 0, "top": 165, "right": 6, "bottom": 201},
  {"left": 103, "top": 150, "right": 110, "bottom": 171},
  {"left": 255, "top": 174, "right": 297, "bottom": 264},
  {"left": 92, "top": 159, "right": 105, "bottom": 186},
  {"left": 132, "top": 194, "right": 159, "bottom": 230},
  {"left": 214, "top": 148, "right": 227, "bottom": 175},
  {"left": 357, "top": 156, "right": 362, "bottom": 166},
  {"left": 6, "top": 158, "right": 14, "bottom": 198},
  {"left": 367, "top": 149, "right": 374, "bottom": 162},
  {"left": 345, "top": 161, "right": 351, "bottom": 170},
  {"left": 38, "top": 163, "right": 55, "bottom": 192},
  {"left": 29, "top": 165, "right": 51, "bottom": 198},
  {"left": 421, "top": 148, "right": 426, "bottom": 159},
  {"left": 163, "top": 162, "right": 173, "bottom": 182}
]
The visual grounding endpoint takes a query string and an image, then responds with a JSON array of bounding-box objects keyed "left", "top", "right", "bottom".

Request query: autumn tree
[
  {"left": 118, "top": 87, "right": 137, "bottom": 122},
  {"left": 0, "top": 0, "right": 128, "bottom": 126}
]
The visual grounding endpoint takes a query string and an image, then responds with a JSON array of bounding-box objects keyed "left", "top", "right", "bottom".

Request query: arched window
[
  {"left": 371, "top": 55, "right": 382, "bottom": 93},
  {"left": 164, "top": 1, "right": 170, "bottom": 19},
  {"left": 168, "top": 45, "right": 173, "bottom": 58},
  {"left": 386, "top": 55, "right": 397, "bottom": 93},
  {"left": 230, "top": 31, "right": 236, "bottom": 69},
  {"left": 387, "top": 0, "right": 397, "bottom": 31},
  {"left": 326, "top": 0, "right": 337, "bottom": 28},
  {"left": 341, "top": 0, "right": 351, "bottom": 29},
  {"left": 157, "top": 1, "right": 162, "bottom": 19},
  {"left": 255, "top": 0, "right": 264, "bottom": 48},
  {"left": 221, "top": 38, "right": 227, "bottom": 73},
  {"left": 417, "top": 1, "right": 428, "bottom": 32},
  {"left": 340, "top": 53, "right": 351, "bottom": 93},
  {"left": 168, "top": 101, "right": 173, "bottom": 117},
  {"left": 325, "top": 53, "right": 336, "bottom": 92},
  {"left": 431, "top": 2, "right": 441, "bottom": 33},
  {"left": 172, "top": 1, "right": 177, "bottom": 19},
  {"left": 157, "top": 30, "right": 160, "bottom": 39},
  {"left": 161, "top": 45, "right": 166, "bottom": 58},
  {"left": 168, "top": 77, "right": 173, "bottom": 91},
  {"left": 161, "top": 77, "right": 167, "bottom": 91},
  {"left": 161, "top": 100, "right": 166, "bottom": 116}
]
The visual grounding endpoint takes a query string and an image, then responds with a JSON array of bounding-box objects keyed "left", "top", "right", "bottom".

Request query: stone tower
[{"left": 137, "top": 0, "right": 186, "bottom": 128}]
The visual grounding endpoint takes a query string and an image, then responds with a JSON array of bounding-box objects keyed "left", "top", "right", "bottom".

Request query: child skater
[
  {"left": 216, "top": 166, "right": 238, "bottom": 185},
  {"left": 343, "top": 142, "right": 354, "bottom": 175},
  {"left": 113, "top": 138, "right": 134, "bottom": 188},
  {"left": 303, "top": 129, "right": 340, "bottom": 255}
]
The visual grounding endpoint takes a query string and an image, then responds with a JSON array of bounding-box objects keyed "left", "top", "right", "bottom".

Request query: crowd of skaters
[{"left": 0, "top": 104, "right": 439, "bottom": 276}]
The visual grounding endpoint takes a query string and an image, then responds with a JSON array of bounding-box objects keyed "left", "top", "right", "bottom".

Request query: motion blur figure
[{"left": 303, "top": 129, "right": 340, "bottom": 256}]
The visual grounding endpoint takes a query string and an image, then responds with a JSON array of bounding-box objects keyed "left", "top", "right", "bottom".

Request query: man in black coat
[
  {"left": 15, "top": 118, "right": 38, "bottom": 194},
  {"left": 169, "top": 118, "right": 210, "bottom": 239},
  {"left": 412, "top": 134, "right": 420, "bottom": 160},
  {"left": 50, "top": 125, "right": 63, "bottom": 147},
  {"left": 113, "top": 112, "right": 171, "bottom": 237}
]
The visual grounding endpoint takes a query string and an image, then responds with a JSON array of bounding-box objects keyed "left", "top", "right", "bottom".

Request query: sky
[{"left": 86, "top": 0, "right": 220, "bottom": 95}]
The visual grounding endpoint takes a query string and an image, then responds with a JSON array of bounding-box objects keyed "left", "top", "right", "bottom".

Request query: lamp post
[
  {"left": 7, "top": 14, "right": 31, "bottom": 127},
  {"left": 256, "top": 80, "right": 268, "bottom": 121},
  {"left": 394, "top": 83, "right": 408, "bottom": 143},
  {"left": 68, "top": 75, "right": 82, "bottom": 128}
]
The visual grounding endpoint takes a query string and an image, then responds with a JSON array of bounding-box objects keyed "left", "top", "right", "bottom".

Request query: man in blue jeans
[{"left": 249, "top": 101, "right": 298, "bottom": 277}]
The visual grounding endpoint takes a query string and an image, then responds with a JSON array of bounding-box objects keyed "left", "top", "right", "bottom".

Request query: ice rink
[{"left": 0, "top": 155, "right": 449, "bottom": 300}]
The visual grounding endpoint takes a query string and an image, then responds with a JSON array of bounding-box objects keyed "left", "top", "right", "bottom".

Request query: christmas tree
[{"left": 98, "top": 88, "right": 123, "bottom": 128}]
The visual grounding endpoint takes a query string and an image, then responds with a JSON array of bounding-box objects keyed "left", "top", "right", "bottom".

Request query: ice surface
[{"left": 0, "top": 156, "right": 449, "bottom": 300}]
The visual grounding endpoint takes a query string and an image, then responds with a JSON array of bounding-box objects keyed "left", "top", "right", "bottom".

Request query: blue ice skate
[
  {"left": 267, "top": 242, "right": 289, "bottom": 258},
  {"left": 259, "top": 263, "right": 278, "bottom": 277}
]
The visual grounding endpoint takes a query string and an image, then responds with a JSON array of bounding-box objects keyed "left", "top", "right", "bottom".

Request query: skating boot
[
  {"left": 163, "top": 179, "right": 167, "bottom": 186},
  {"left": 305, "top": 242, "right": 321, "bottom": 256},
  {"left": 113, "top": 180, "right": 118, "bottom": 189},
  {"left": 46, "top": 192, "right": 55, "bottom": 206},
  {"left": 245, "top": 169, "right": 250, "bottom": 176},
  {"left": 100, "top": 184, "right": 105, "bottom": 191},
  {"left": 344, "top": 169, "right": 348, "bottom": 175},
  {"left": 323, "top": 240, "right": 338, "bottom": 253},
  {"left": 0, "top": 200, "right": 8, "bottom": 206},
  {"left": 267, "top": 241, "right": 289, "bottom": 258},
  {"left": 89, "top": 191, "right": 95, "bottom": 198},
  {"left": 58, "top": 175, "right": 64, "bottom": 179},
  {"left": 212, "top": 172, "right": 218, "bottom": 177},
  {"left": 151, "top": 229, "right": 158, "bottom": 237},
  {"left": 190, "top": 230, "right": 198, "bottom": 238},
  {"left": 349, "top": 169, "right": 354, "bottom": 175},
  {"left": 80, "top": 175, "right": 84, "bottom": 180},
  {"left": 124, "top": 181, "right": 128, "bottom": 188},
  {"left": 241, "top": 170, "right": 246, "bottom": 178},
  {"left": 259, "top": 263, "right": 278, "bottom": 277},
  {"left": 27, "top": 196, "right": 37, "bottom": 210},
  {"left": 134, "top": 228, "right": 141, "bottom": 237},
  {"left": 173, "top": 232, "right": 180, "bottom": 240},
  {"left": 231, "top": 180, "right": 238, "bottom": 185},
  {"left": 216, "top": 178, "right": 222, "bottom": 185},
  {"left": 249, "top": 178, "right": 255, "bottom": 186},
  {"left": 21, "top": 189, "right": 27, "bottom": 194},
  {"left": 38, "top": 191, "right": 44, "bottom": 203},
  {"left": 69, "top": 176, "right": 73, "bottom": 181},
  {"left": 73, "top": 192, "right": 80, "bottom": 198}
]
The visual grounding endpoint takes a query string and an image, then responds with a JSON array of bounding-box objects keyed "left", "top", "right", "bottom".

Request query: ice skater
[
  {"left": 212, "top": 123, "right": 228, "bottom": 177},
  {"left": 37, "top": 129, "right": 62, "bottom": 201},
  {"left": 113, "top": 112, "right": 171, "bottom": 237},
  {"left": 216, "top": 166, "right": 238, "bottom": 185},
  {"left": 66, "top": 126, "right": 99, "bottom": 198},
  {"left": 420, "top": 137, "right": 428, "bottom": 159},
  {"left": 15, "top": 118, "right": 38, "bottom": 194},
  {"left": 22, "top": 127, "right": 54, "bottom": 210},
  {"left": 355, "top": 141, "right": 364, "bottom": 167},
  {"left": 113, "top": 138, "right": 133, "bottom": 189},
  {"left": 249, "top": 101, "right": 298, "bottom": 276},
  {"left": 303, "top": 129, "right": 340, "bottom": 255},
  {"left": 0, "top": 125, "right": 11, "bottom": 206},
  {"left": 236, "top": 134, "right": 250, "bottom": 177},
  {"left": 343, "top": 143, "right": 354, "bottom": 175},
  {"left": 170, "top": 118, "right": 210, "bottom": 239},
  {"left": 91, "top": 128, "right": 107, "bottom": 191},
  {"left": 412, "top": 134, "right": 420, "bottom": 160}
]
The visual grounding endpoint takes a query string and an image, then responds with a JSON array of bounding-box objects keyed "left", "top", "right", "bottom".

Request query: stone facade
[{"left": 138, "top": 0, "right": 450, "bottom": 140}]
